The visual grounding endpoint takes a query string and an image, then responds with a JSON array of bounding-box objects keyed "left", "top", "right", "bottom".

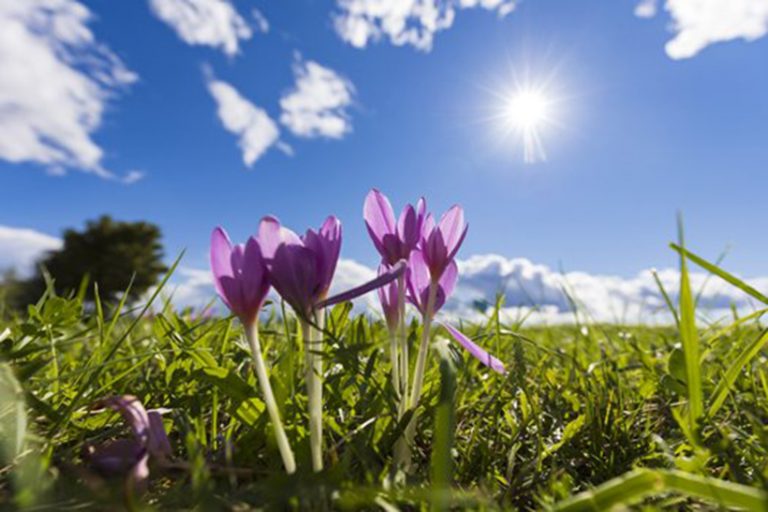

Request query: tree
[{"left": 26, "top": 216, "right": 167, "bottom": 304}]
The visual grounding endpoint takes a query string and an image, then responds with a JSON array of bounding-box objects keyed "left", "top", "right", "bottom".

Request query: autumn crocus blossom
[
  {"left": 210, "top": 227, "right": 296, "bottom": 474},
  {"left": 364, "top": 189, "right": 427, "bottom": 266},
  {"left": 210, "top": 228, "right": 270, "bottom": 326},
  {"left": 258, "top": 214, "right": 405, "bottom": 472},
  {"left": 420, "top": 205, "right": 468, "bottom": 282}
]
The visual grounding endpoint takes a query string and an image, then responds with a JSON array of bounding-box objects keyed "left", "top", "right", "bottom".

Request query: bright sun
[{"left": 500, "top": 86, "right": 553, "bottom": 163}]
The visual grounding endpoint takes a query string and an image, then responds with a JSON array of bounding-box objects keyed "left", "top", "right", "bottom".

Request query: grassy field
[{"left": 2, "top": 247, "right": 768, "bottom": 511}]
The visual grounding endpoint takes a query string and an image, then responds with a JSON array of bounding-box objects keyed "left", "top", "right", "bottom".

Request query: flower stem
[
  {"left": 397, "top": 272, "right": 408, "bottom": 407},
  {"left": 389, "top": 325, "right": 400, "bottom": 399},
  {"left": 408, "top": 280, "right": 437, "bottom": 411},
  {"left": 303, "top": 313, "right": 324, "bottom": 472},
  {"left": 394, "top": 280, "right": 437, "bottom": 472},
  {"left": 245, "top": 322, "right": 296, "bottom": 474}
]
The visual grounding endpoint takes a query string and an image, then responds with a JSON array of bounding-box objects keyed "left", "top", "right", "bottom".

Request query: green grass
[{"left": 2, "top": 248, "right": 768, "bottom": 510}]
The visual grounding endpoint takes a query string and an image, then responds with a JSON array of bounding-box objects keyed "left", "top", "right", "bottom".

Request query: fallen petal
[{"left": 438, "top": 322, "right": 507, "bottom": 374}]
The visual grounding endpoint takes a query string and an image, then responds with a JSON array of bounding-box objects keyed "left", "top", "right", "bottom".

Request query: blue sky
[{"left": 2, "top": 0, "right": 768, "bottom": 286}]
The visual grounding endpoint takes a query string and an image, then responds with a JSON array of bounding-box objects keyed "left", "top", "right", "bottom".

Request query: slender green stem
[
  {"left": 244, "top": 322, "right": 296, "bottom": 474},
  {"left": 303, "top": 313, "right": 324, "bottom": 472}
]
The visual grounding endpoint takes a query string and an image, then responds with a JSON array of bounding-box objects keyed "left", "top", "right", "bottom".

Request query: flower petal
[
  {"left": 146, "top": 410, "right": 172, "bottom": 460},
  {"left": 438, "top": 322, "right": 507, "bottom": 374},
  {"left": 363, "top": 189, "right": 396, "bottom": 256},
  {"left": 438, "top": 205, "right": 467, "bottom": 259},
  {"left": 259, "top": 216, "right": 302, "bottom": 262},
  {"left": 318, "top": 259, "right": 406, "bottom": 309},
  {"left": 241, "top": 237, "right": 270, "bottom": 315},
  {"left": 433, "top": 260, "right": 458, "bottom": 313},
  {"left": 270, "top": 243, "right": 318, "bottom": 317},
  {"left": 406, "top": 249, "right": 431, "bottom": 314},
  {"left": 98, "top": 395, "right": 151, "bottom": 446},
  {"left": 210, "top": 227, "right": 234, "bottom": 309}
]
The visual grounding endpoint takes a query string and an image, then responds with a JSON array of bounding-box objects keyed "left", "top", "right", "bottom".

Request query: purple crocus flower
[
  {"left": 406, "top": 249, "right": 458, "bottom": 316},
  {"left": 210, "top": 227, "right": 270, "bottom": 326},
  {"left": 210, "top": 225, "right": 297, "bottom": 474},
  {"left": 420, "top": 205, "right": 468, "bottom": 282},
  {"left": 258, "top": 215, "right": 341, "bottom": 319},
  {"left": 84, "top": 395, "right": 172, "bottom": 493},
  {"left": 405, "top": 249, "right": 505, "bottom": 374},
  {"left": 257, "top": 214, "right": 405, "bottom": 473},
  {"left": 259, "top": 215, "right": 406, "bottom": 317},
  {"left": 364, "top": 189, "right": 427, "bottom": 266}
]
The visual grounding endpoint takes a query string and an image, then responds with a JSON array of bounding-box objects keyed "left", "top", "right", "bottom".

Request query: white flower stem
[
  {"left": 394, "top": 280, "right": 437, "bottom": 472},
  {"left": 303, "top": 313, "right": 324, "bottom": 472},
  {"left": 408, "top": 280, "right": 437, "bottom": 411},
  {"left": 245, "top": 322, "right": 296, "bottom": 474},
  {"left": 397, "top": 272, "right": 408, "bottom": 408}
]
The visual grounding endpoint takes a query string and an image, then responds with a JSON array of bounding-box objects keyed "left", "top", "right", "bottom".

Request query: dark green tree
[{"left": 26, "top": 216, "right": 167, "bottom": 304}]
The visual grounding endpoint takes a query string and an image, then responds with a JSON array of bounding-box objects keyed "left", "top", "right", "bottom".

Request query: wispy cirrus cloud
[
  {"left": 0, "top": 0, "right": 137, "bottom": 179},
  {"left": 333, "top": 0, "right": 516, "bottom": 51},
  {"left": 280, "top": 57, "right": 355, "bottom": 139},
  {"left": 636, "top": 0, "right": 768, "bottom": 59},
  {"left": 148, "top": 0, "right": 253, "bottom": 56}
]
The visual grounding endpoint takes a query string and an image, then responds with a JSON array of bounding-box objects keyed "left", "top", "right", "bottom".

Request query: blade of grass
[
  {"left": 676, "top": 216, "right": 703, "bottom": 434},
  {"left": 670, "top": 243, "right": 768, "bottom": 305},
  {"left": 708, "top": 328, "right": 768, "bottom": 416}
]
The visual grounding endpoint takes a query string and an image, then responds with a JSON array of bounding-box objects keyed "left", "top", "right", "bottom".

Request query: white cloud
[
  {"left": 167, "top": 253, "right": 768, "bottom": 325},
  {"left": 0, "top": 0, "right": 137, "bottom": 177},
  {"left": 0, "top": 226, "right": 62, "bottom": 277},
  {"left": 252, "top": 8, "right": 269, "bottom": 34},
  {"left": 206, "top": 75, "right": 282, "bottom": 166},
  {"left": 148, "top": 0, "right": 252, "bottom": 56},
  {"left": 333, "top": 0, "right": 516, "bottom": 51},
  {"left": 279, "top": 58, "right": 355, "bottom": 139},
  {"left": 636, "top": 0, "right": 768, "bottom": 59},
  {"left": 634, "top": 0, "right": 658, "bottom": 18}
]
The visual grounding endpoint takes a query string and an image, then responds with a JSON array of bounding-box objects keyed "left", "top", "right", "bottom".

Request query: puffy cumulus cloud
[
  {"left": 447, "top": 254, "right": 768, "bottom": 325},
  {"left": 636, "top": 0, "right": 768, "bottom": 59},
  {"left": 0, "top": 225, "right": 62, "bottom": 277},
  {"left": 0, "top": 0, "right": 137, "bottom": 177},
  {"left": 148, "top": 0, "right": 252, "bottom": 56},
  {"left": 279, "top": 58, "right": 355, "bottom": 139},
  {"left": 333, "top": 0, "right": 516, "bottom": 51},
  {"left": 166, "top": 253, "right": 768, "bottom": 325},
  {"left": 205, "top": 74, "right": 285, "bottom": 167}
]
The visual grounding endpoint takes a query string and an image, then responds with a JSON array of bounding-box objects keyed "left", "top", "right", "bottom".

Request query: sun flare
[{"left": 499, "top": 86, "right": 554, "bottom": 164}]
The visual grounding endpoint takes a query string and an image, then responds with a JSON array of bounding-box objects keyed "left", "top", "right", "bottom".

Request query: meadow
[{"left": 1, "top": 236, "right": 768, "bottom": 511}]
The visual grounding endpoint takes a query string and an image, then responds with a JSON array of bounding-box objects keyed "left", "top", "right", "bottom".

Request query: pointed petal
[
  {"left": 397, "top": 204, "right": 419, "bottom": 253},
  {"left": 363, "top": 189, "right": 396, "bottom": 256},
  {"left": 146, "top": 410, "right": 172, "bottom": 459},
  {"left": 259, "top": 216, "right": 301, "bottom": 261},
  {"left": 438, "top": 205, "right": 467, "bottom": 258},
  {"left": 98, "top": 395, "right": 151, "bottom": 446},
  {"left": 406, "top": 249, "right": 431, "bottom": 314},
  {"left": 318, "top": 259, "right": 406, "bottom": 309},
  {"left": 270, "top": 243, "right": 317, "bottom": 317},
  {"left": 433, "top": 260, "right": 458, "bottom": 313},
  {"left": 241, "top": 237, "right": 269, "bottom": 314},
  {"left": 438, "top": 322, "right": 507, "bottom": 374},
  {"left": 210, "top": 227, "right": 234, "bottom": 308}
]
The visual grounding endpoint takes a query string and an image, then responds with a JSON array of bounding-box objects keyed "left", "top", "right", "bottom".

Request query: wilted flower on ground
[{"left": 83, "top": 395, "right": 171, "bottom": 492}]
